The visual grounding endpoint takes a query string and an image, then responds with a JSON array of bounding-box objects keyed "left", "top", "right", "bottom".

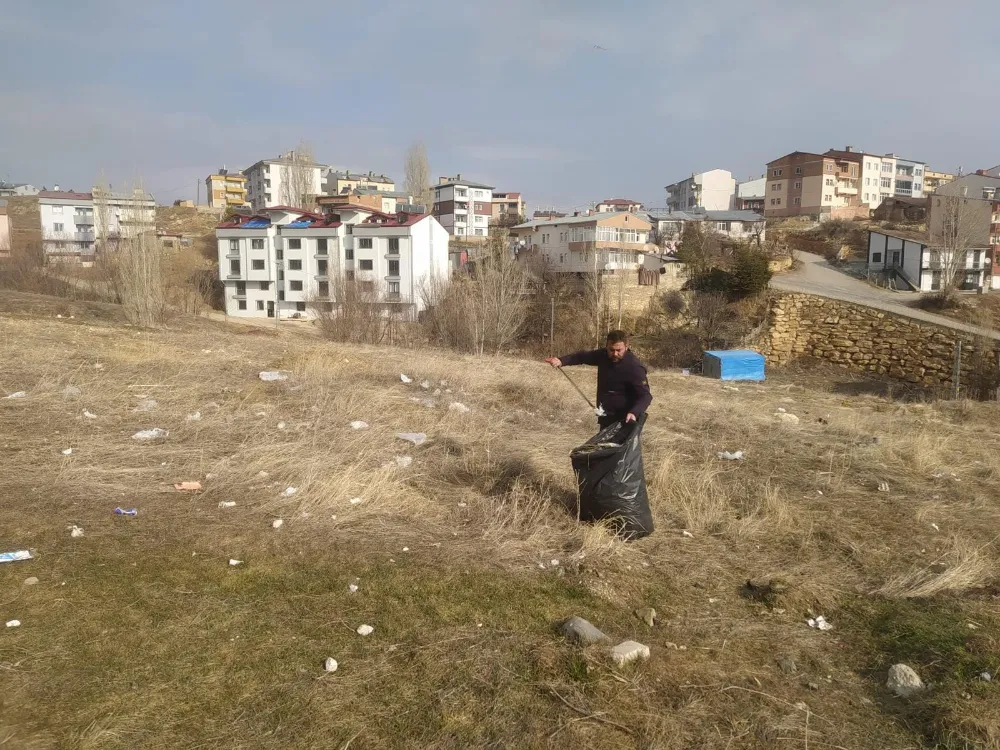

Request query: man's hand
[
  {"left": 544, "top": 357, "right": 562, "bottom": 368},
  {"left": 625, "top": 413, "right": 637, "bottom": 423}
]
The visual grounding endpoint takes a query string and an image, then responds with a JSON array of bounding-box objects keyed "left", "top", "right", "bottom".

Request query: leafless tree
[
  {"left": 930, "top": 194, "right": 990, "bottom": 302},
  {"left": 279, "top": 142, "right": 316, "bottom": 210},
  {"left": 403, "top": 142, "right": 432, "bottom": 211},
  {"left": 312, "top": 274, "right": 408, "bottom": 345}
]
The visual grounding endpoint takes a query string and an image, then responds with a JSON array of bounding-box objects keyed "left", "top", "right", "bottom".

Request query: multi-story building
[
  {"left": 923, "top": 169, "right": 956, "bottom": 194},
  {"left": 931, "top": 172, "right": 1000, "bottom": 289},
  {"left": 510, "top": 211, "right": 651, "bottom": 273},
  {"left": 491, "top": 192, "right": 525, "bottom": 223},
  {"left": 735, "top": 177, "right": 766, "bottom": 212},
  {"left": 205, "top": 169, "right": 249, "bottom": 209},
  {"left": 595, "top": 198, "right": 643, "bottom": 213},
  {"left": 244, "top": 153, "right": 329, "bottom": 212},
  {"left": 665, "top": 169, "right": 736, "bottom": 212},
  {"left": 324, "top": 170, "right": 395, "bottom": 195},
  {"left": 216, "top": 205, "right": 449, "bottom": 320},
  {"left": 646, "top": 209, "right": 764, "bottom": 251},
  {"left": 38, "top": 188, "right": 155, "bottom": 262},
  {"left": 432, "top": 175, "right": 493, "bottom": 238},
  {"left": 765, "top": 152, "right": 868, "bottom": 219},
  {"left": 0, "top": 182, "right": 39, "bottom": 197},
  {"left": 823, "top": 147, "right": 926, "bottom": 206}
]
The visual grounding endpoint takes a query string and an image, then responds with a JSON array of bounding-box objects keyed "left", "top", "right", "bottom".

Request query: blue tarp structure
[{"left": 702, "top": 350, "right": 766, "bottom": 381}]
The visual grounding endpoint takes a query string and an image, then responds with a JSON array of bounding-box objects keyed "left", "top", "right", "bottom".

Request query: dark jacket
[{"left": 559, "top": 349, "right": 652, "bottom": 420}]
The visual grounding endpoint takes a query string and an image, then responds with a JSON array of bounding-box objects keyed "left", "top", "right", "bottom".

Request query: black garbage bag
[{"left": 570, "top": 414, "right": 653, "bottom": 540}]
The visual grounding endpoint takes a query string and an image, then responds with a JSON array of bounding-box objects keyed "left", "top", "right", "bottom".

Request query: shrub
[
  {"left": 728, "top": 246, "right": 772, "bottom": 297},
  {"left": 661, "top": 289, "right": 686, "bottom": 316}
]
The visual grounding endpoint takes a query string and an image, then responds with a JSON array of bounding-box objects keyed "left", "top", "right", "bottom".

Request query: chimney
[
  {"left": 976, "top": 169, "right": 985, "bottom": 176},
  {"left": 845, "top": 146, "right": 853, "bottom": 153},
  {"left": 456, "top": 173, "right": 462, "bottom": 181}
]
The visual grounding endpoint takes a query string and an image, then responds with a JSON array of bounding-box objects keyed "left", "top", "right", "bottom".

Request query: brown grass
[{"left": 1, "top": 290, "right": 998, "bottom": 748}]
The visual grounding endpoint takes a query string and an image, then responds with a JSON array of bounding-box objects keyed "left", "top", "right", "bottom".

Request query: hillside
[{"left": 0, "top": 291, "right": 997, "bottom": 749}]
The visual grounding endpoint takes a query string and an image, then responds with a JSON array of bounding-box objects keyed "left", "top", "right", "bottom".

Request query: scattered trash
[
  {"left": 457, "top": 502, "right": 467, "bottom": 508},
  {"left": 324, "top": 657, "right": 338, "bottom": 673},
  {"left": 806, "top": 615, "right": 833, "bottom": 631},
  {"left": 448, "top": 402, "right": 470, "bottom": 414},
  {"left": 132, "top": 428, "right": 168, "bottom": 441},
  {"left": 980, "top": 672, "right": 993, "bottom": 682},
  {"left": 709, "top": 598, "right": 720, "bottom": 604},
  {"left": 348, "top": 584, "right": 359, "bottom": 593},
  {"left": 271, "top": 519, "right": 284, "bottom": 529},
  {"left": 550, "top": 559, "right": 559, "bottom": 567},
  {"left": 186, "top": 411, "right": 202, "bottom": 422},
  {"left": 399, "top": 373, "right": 412, "bottom": 384},
  {"left": 680, "top": 369, "right": 691, "bottom": 376},
  {"left": 931, "top": 523, "right": 940, "bottom": 531},
  {"left": 3, "top": 392, "right": 26, "bottom": 400},
  {"left": 0, "top": 550, "right": 33, "bottom": 563},
  {"left": 255, "top": 411, "right": 266, "bottom": 417},
  {"left": 83, "top": 410, "right": 97, "bottom": 419},
  {"left": 282, "top": 487, "right": 298, "bottom": 497},
  {"left": 69, "top": 526, "right": 84, "bottom": 538},
  {"left": 396, "top": 432, "right": 426, "bottom": 446},
  {"left": 349, "top": 497, "right": 363, "bottom": 505},
  {"left": 174, "top": 481, "right": 202, "bottom": 492},
  {"left": 259, "top": 371, "right": 288, "bottom": 382},
  {"left": 356, "top": 624, "right": 374, "bottom": 636},
  {"left": 394, "top": 456, "right": 413, "bottom": 468},
  {"left": 350, "top": 420, "right": 369, "bottom": 430},
  {"left": 218, "top": 501, "right": 236, "bottom": 508},
  {"left": 403, "top": 547, "right": 410, "bottom": 552},
  {"left": 887, "top": 664, "right": 924, "bottom": 697},
  {"left": 277, "top": 422, "right": 287, "bottom": 430},
  {"left": 229, "top": 559, "right": 242, "bottom": 567},
  {"left": 133, "top": 399, "right": 158, "bottom": 412},
  {"left": 420, "top": 380, "right": 430, "bottom": 390},
  {"left": 594, "top": 404, "right": 607, "bottom": 417},
  {"left": 61, "top": 448, "right": 73, "bottom": 456},
  {"left": 682, "top": 530, "right": 694, "bottom": 538},
  {"left": 775, "top": 413, "right": 800, "bottom": 424},
  {"left": 776, "top": 407, "right": 786, "bottom": 413},
  {"left": 718, "top": 450, "right": 744, "bottom": 461},
  {"left": 114, "top": 508, "right": 137, "bottom": 516},
  {"left": 6, "top": 620, "right": 21, "bottom": 628},
  {"left": 877, "top": 481, "right": 890, "bottom": 492},
  {"left": 62, "top": 386, "right": 82, "bottom": 399},
  {"left": 610, "top": 640, "right": 650, "bottom": 666}
]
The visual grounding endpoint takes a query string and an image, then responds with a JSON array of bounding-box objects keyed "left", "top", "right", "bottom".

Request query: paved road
[{"left": 772, "top": 251, "right": 1000, "bottom": 340}]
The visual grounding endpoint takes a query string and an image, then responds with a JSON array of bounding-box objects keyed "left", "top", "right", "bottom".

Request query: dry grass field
[{"left": 1, "top": 291, "right": 998, "bottom": 749}]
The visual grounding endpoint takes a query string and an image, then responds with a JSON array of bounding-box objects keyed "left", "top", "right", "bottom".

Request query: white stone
[
  {"left": 132, "top": 428, "right": 168, "bottom": 441},
  {"left": 259, "top": 371, "right": 288, "bottom": 382},
  {"left": 350, "top": 421, "right": 369, "bottom": 430},
  {"left": 448, "top": 402, "right": 471, "bottom": 414},
  {"left": 610, "top": 640, "right": 650, "bottom": 666},
  {"left": 349, "top": 497, "right": 363, "bottom": 505},
  {"left": 776, "top": 413, "right": 800, "bottom": 424},
  {"left": 271, "top": 519, "right": 284, "bottom": 529},
  {"left": 23, "top": 577, "right": 39, "bottom": 586},
  {"left": 229, "top": 559, "right": 243, "bottom": 566},
  {"left": 682, "top": 530, "right": 694, "bottom": 538},
  {"left": 348, "top": 584, "right": 359, "bottom": 593},
  {"left": 6, "top": 620, "right": 20, "bottom": 628},
  {"left": 887, "top": 664, "right": 924, "bottom": 697},
  {"left": 186, "top": 411, "right": 202, "bottom": 422},
  {"left": 560, "top": 616, "right": 609, "bottom": 645},
  {"left": 324, "top": 657, "right": 338, "bottom": 673},
  {"left": 219, "top": 501, "right": 236, "bottom": 508},
  {"left": 419, "top": 380, "right": 430, "bottom": 390},
  {"left": 69, "top": 525, "right": 84, "bottom": 538},
  {"left": 83, "top": 410, "right": 98, "bottom": 419},
  {"left": 356, "top": 624, "right": 374, "bottom": 636},
  {"left": 399, "top": 373, "right": 412, "bottom": 383},
  {"left": 282, "top": 487, "right": 298, "bottom": 497},
  {"left": 394, "top": 456, "right": 413, "bottom": 468},
  {"left": 61, "top": 448, "right": 73, "bottom": 455},
  {"left": 3, "top": 392, "right": 26, "bottom": 399},
  {"left": 277, "top": 422, "right": 286, "bottom": 430}
]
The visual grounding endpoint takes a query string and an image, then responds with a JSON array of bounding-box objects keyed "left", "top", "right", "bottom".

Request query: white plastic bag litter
[
  {"left": 717, "top": 450, "right": 744, "bottom": 461},
  {"left": 350, "top": 420, "right": 369, "bottom": 430},
  {"left": 399, "top": 373, "right": 412, "bottom": 383},
  {"left": 4, "top": 392, "right": 26, "bottom": 399},
  {"left": 132, "top": 428, "right": 168, "bottom": 441},
  {"left": 396, "top": 432, "right": 426, "bottom": 446},
  {"left": 259, "top": 371, "right": 288, "bottom": 382}
]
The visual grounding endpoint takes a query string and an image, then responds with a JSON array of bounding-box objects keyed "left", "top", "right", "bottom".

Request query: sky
[{"left": 1, "top": 1, "right": 997, "bottom": 212}]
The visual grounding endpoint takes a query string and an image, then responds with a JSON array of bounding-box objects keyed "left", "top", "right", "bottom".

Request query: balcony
[
  {"left": 74, "top": 213, "right": 95, "bottom": 225},
  {"left": 74, "top": 231, "right": 96, "bottom": 242},
  {"left": 836, "top": 181, "right": 858, "bottom": 195}
]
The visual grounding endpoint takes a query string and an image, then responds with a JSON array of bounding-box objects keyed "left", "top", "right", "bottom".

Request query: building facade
[
  {"left": 511, "top": 211, "right": 651, "bottom": 273},
  {"left": 0, "top": 182, "right": 39, "bottom": 197},
  {"left": 931, "top": 173, "right": 1000, "bottom": 289},
  {"left": 665, "top": 169, "right": 736, "bottom": 212},
  {"left": 323, "top": 170, "right": 395, "bottom": 195},
  {"left": 244, "top": 153, "right": 329, "bottom": 212},
  {"left": 216, "top": 205, "right": 449, "bottom": 320},
  {"left": 647, "top": 209, "right": 764, "bottom": 251},
  {"left": 867, "top": 229, "right": 989, "bottom": 292},
  {"left": 38, "top": 188, "right": 155, "bottom": 262},
  {"left": 736, "top": 177, "right": 766, "bottom": 212},
  {"left": 205, "top": 169, "right": 249, "bottom": 209},
  {"left": 432, "top": 175, "right": 493, "bottom": 238},
  {"left": 922, "top": 169, "right": 955, "bottom": 194},
  {"left": 491, "top": 192, "right": 525, "bottom": 223},
  {"left": 765, "top": 152, "right": 870, "bottom": 219},
  {"left": 595, "top": 198, "right": 643, "bottom": 213}
]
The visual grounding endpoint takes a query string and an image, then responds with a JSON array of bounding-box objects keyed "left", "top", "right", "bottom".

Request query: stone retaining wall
[{"left": 761, "top": 294, "right": 996, "bottom": 387}]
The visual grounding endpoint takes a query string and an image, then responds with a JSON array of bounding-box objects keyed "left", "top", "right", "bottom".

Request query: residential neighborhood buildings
[
  {"left": 595, "top": 198, "right": 643, "bottom": 213},
  {"left": 867, "top": 228, "right": 989, "bottom": 292},
  {"left": 764, "top": 151, "right": 866, "bottom": 219},
  {"left": 38, "top": 188, "right": 155, "bottom": 262},
  {"left": 930, "top": 172, "right": 1000, "bottom": 289},
  {"left": 244, "top": 153, "right": 329, "bottom": 212},
  {"left": 205, "top": 169, "right": 249, "bottom": 209},
  {"left": 923, "top": 169, "right": 955, "bottom": 193},
  {"left": 432, "top": 175, "right": 493, "bottom": 238},
  {"left": 0, "top": 182, "right": 39, "bottom": 197},
  {"left": 735, "top": 177, "right": 766, "bottom": 212},
  {"left": 324, "top": 170, "right": 395, "bottom": 195},
  {"left": 665, "top": 169, "right": 736, "bottom": 212},
  {"left": 491, "top": 192, "right": 525, "bottom": 224},
  {"left": 216, "top": 205, "right": 449, "bottom": 320},
  {"left": 510, "top": 211, "right": 651, "bottom": 273},
  {"left": 647, "top": 209, "right": 765, "bottom": 251}
]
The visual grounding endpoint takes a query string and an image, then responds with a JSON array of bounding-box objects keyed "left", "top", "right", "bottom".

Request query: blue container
[{"left": 702, "top": 350, "right": 766, "bottom": 381}]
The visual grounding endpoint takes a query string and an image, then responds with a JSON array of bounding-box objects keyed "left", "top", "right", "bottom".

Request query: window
[
  {"left": 716, "top": 222, "right": 730, "bottom": 231},
  {"left": 850, "top": 166, "right": 858, "bottom": 177},
  {"left": 264, "top": 193, "right": 271, "bottom": 202},
  {"left": 256, "top": 300, "right": 265, "bottom": 311},
  {"left": 474, "top": 190, "right": 484, "bottom": 198},
  {"left": 795, "top": 166, "right": 802, "bottom": 175},
  {"left": 914, "top": 167, "right": 923, "bottom": 176},
  {"left": 825, "top": 164, "right": 833, "bottom": 173},
  {"left": 53, "top": 223, "right": 64, "bottom": 232},
  {"left": 288, "top": 259, "right": 302, "bottom": 271},
  {"left": 771, "top": 183, "right": 781, "bottom": 191},
  {"left": 229, "top": 239, "right": 239, "bottom": 251},
  {"left": 345, "top": 247, "right": 354, "bottom": 260},
  {"left": 794, "top": 181, "right": 801, "bottom": 189},
  {"left": 234, "top": 281, "right": 245, "bottom": 296},
  {"left": 317, "top": 259, "right": 327, "bottom": 275},
  {"left": 52, "top": 205, "right": 63, "bottom": 214},
  {"left": 296, "top": 302, "right": 306, "bottom": 312},
  {"left": 251, "top": 238, "right": 264, "bottom": 249},
  {"left": 872, "top": 252, "right": 882, "bottom": 263},
  {"left": 882, "top": 163, "right": 892, "bottom": 172},
  {"left": 229, "top": 259, "right": 240, "bottom": 274},
  {"left": 770, "top": 198, "right": 776, "bottom": 205},
  {"left": 772, "top": 168, "right": 783, "bottom": 176},
  {"left": 259, "top": 281, "right": 269, "bottom": 291},
  {"left": 914, "top": 182, "right": 922, "bottom": 191},
  {"left": 776, "top": 198, "right": 781, "bottom": 205},
  {"left": 318, "top": 281, "right": 329, "bottom": 297},
  {"left": 388, "top": 259, "right": 400, "bottom": 276},
  {"left": 455, "top": 188, "right": 467, "bottom": 198},
  {"left": 865, "top": 178, "right": 870, "bottom": 186},
  {"left": 825, "top": 178, "right": 835, "bottom": 186},
  {"left": 345, "top": 270, "right": 355, "bottom": 281},
  {"left": 289, "top": 280, "right": 303, "bottom": 291},
  {"left": 388, "top": 237, "right": 400, "bottom": 253},
  {"left": 317, "top": 238, "right": 327, "bottom": 254},
  {"left": 881, "top": 177, "right": 892, "bottom": 188},
  {"left": 359, "top": 259, "right": 374, "bottom": 270},
  {"left": 251, "top": 259, "right": 265, "bottom": 270},
  {"left": 287, "top": 239, "right": 301, "bottom": 249},
  {"left": 264, "top": 179, "right": 271, "bottom": 188},
  {"left": 237, "top": 300, "right": 247, "bottom": 310},
  {"left": 864, "top": 193, "right": 869, "bottom": 201},
  {"left": 793, "top": 197, "right": 801, "bottom": 205},
  {"left": 388, "top": 281, "right": 400, "bottom": 295},
  {"left": 276, "top": 249, "right": 283, "bottom": 260},
  {"left": 358, "top": 238, "right": 373, "bottom": 249},
  {"left": 475, "top": 228, "right": 485, "bottom": 236},
  {"left": 824, "top": 194, "right": 833, "bottom": 201}
]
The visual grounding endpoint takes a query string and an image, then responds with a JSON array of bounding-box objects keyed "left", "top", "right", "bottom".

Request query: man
[{"left": 545, "top": 330, "right": 652, "bottom": 428}]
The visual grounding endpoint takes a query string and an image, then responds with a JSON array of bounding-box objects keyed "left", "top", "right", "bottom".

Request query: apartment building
[
  {"left": 244, "top": 153, "right": 329, "bottom": 212},
  {"left": 39, "top": 188, "right": 155, "bottom": 262},
  {"left": 595, "top": 198, "right": 643, "bottom": 213},
  {"left": 764, "top": 152, "right": 869, "bottom": 219},
  {"left": 931, "top": 172, "right": 1000, "bottom": 289},
  {"left": 324, "top": 170, "right": 395, "bottom": 195},
  {"left": 735, "top": 177, "right": 766, "bottom": 212},
  {"left": 646, "top": 209, "right": 765, "bottom": 250},
  {"left": 432, "top": 175, "right": 493, "bottom": 237},
  {"left": 205, "top": 169, "right": 249, "bottom": 209},
  {"left": 0, "top": 182, "right": 39, "bottom": 197},
  {"left": 491, "top": 192, "right": 526, "bottom": 223},
  {"left": 510, "top": 211, "right": 651, "bottom": 273},
  {"left": 216, "top": 205, "right": 449, "bottom": 320},
  {"left": 664, "top": 169, "right": 736, "bottom": 212},
  {"left": 923, "top": 169, "right": 956, "bottom": 194}
]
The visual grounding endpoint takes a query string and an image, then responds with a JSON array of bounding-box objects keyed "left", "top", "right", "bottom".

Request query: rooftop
[
  {"left": 38, "top": 190, "right": 93, "bottom": 201},
  {"left": 436, "top": 176, "right": 494, "bottom": 190},
  {"left": 328, "top": 171, "right": 394, "bottom": 183},
  {"left": 513, "top": 211, "right": 651, "bottom": 230},
  {"left": 494, "top": 192, "right": 521, "bottom": 199},
  {"left": 647, "top": 208, "right": 764, "bottom": 222},
  {"left": 599, "top": 198, "right": 641, "bottom": 205}
]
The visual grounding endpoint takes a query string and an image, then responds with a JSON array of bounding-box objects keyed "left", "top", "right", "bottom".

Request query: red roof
[
  {"left": 261, "top": 205, "right": 323, "bottom": 218},
  {"left": 324, "top": 203, "right": 391, "bottom": 218},
  {"left": 355, "top": 212, "right": 429, "bottom": 228},
  {"left": 39, "top": 191, "right": 93, "bottom": 200}
]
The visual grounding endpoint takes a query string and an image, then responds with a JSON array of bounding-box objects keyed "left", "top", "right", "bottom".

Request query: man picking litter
[{"left": 545, "top": 330, "right": 652, "bottom": 428}]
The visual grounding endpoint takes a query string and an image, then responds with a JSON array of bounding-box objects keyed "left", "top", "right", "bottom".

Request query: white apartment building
[
  {"left": 511, "top": 211, "right": 651, "bottom": 273},
  {"left": 432, "top": 175, "right": 493, "bottom": 237},
  {"left": 665, "top": 169, "right": 736, "bottom": 212},
  {"left": 646, "top": 209, "right": 765, "bottom": 251},
  {"left": 0, "top": 182, "right": 39, "bottom": 197},
  {"left": 244, "top": 153, "right": 329, "bottom": 212},
  {"left": 216, "top": 205, "right": 449, "bottom": 320},
  {"left": 38, "top": 188, "right": 155, "bottom": 262},
  {"left": 854, "top": 152, "right": 926, "bottom": 207}
]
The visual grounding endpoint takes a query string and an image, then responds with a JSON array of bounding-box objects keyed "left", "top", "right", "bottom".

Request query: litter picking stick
[{"left": 558, "top": 367, "right": 596, "bottom": 411}]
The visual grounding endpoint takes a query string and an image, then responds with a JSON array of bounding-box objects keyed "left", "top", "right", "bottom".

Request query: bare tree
[
  {"left": 930, "top": 194, "right": 990, "bottom": 302},
  {"left": 403, "top": 142, "right": 432, "bottom": 211},
  {"left": 279, "top": 142, "right": 316, "bottom": 210}
]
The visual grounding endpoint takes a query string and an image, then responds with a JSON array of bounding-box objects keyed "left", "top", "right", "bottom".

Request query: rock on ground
[
  {"left": 610, "top": 640, "right": 650, "bottom": 666},
  {"left": 560, "top": 616, "right": 609, "bottom": 646},
  {"left": 775, "top": 412, "right": 800, "bottom": 424},
  {"left": 887, "top": 664, "right": 924, "bottom": 697},
  {"left": 635, "top": 607, "right": 656, "bottom": 627}
]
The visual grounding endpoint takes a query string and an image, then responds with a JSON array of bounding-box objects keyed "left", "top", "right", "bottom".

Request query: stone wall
[{"left": 761, "top": 293, "right": 997, "bottom": 387}]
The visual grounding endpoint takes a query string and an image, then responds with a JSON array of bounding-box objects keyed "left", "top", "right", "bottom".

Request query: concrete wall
[{"left": 761, "top": 293, "right": 997, "bottom": 388}]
